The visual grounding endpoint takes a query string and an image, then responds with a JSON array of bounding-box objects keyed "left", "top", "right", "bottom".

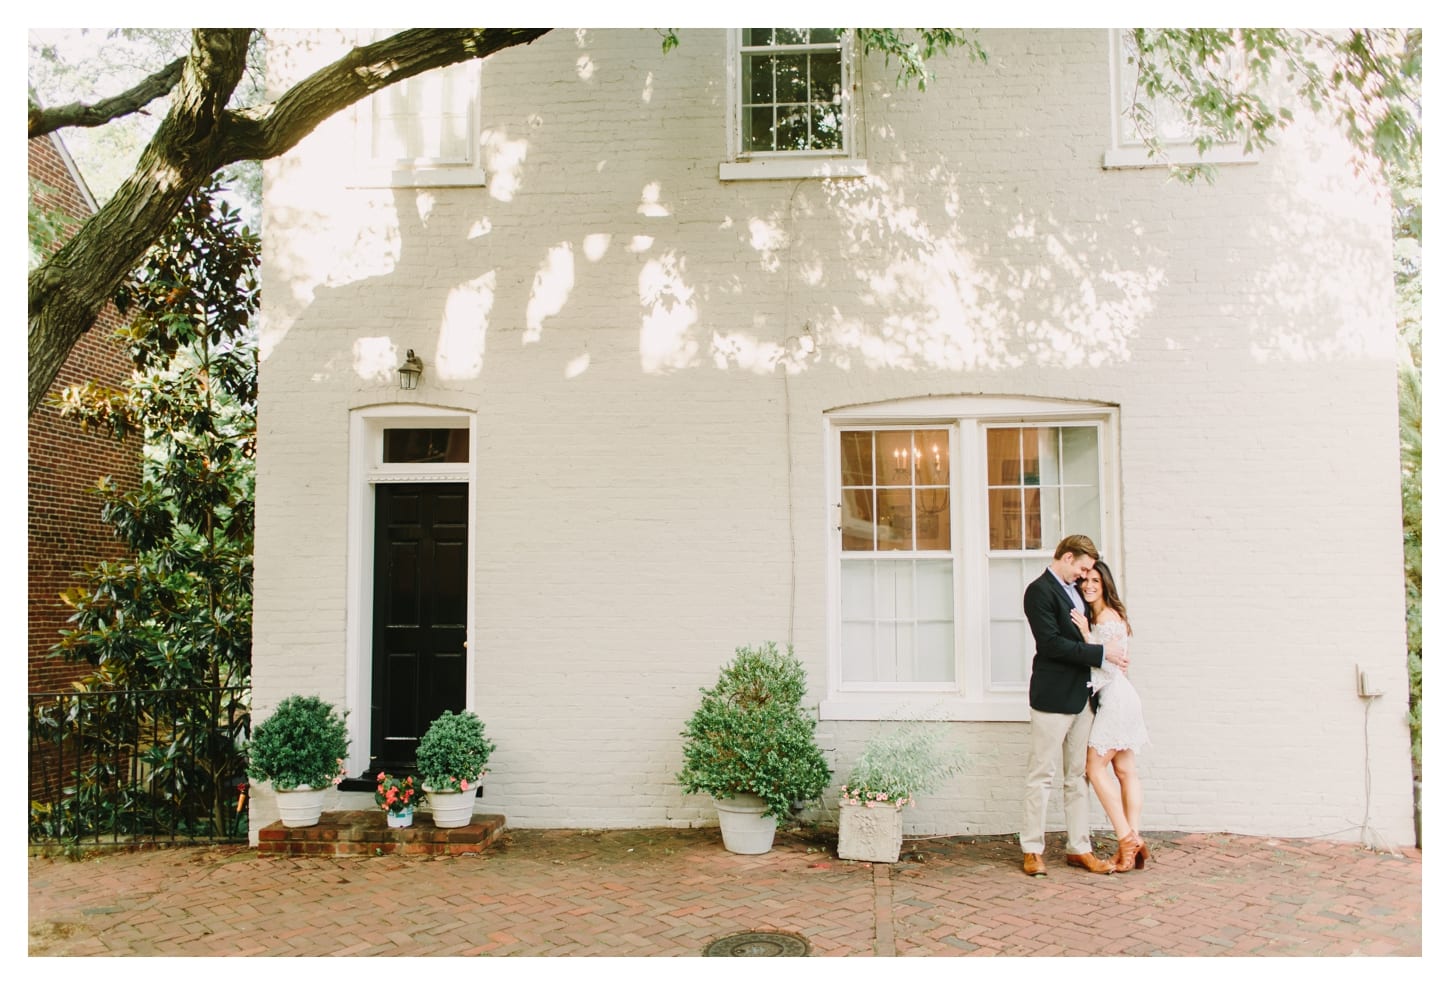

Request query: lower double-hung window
[{"left": 823, "top": 398, "right": 1117, "bottom": 721}]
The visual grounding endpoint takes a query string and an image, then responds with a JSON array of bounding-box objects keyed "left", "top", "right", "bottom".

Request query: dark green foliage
[
  {"left": 246, "top": 696, "right": 349, "bottom": 790},
  {"left": 32, "top": 178, "right": 258, "bottom": 841},
  {"left": 677, "top": 642, "right": 832, "bottom": 821},
  {"left": 415, "top": 711, "right": 497, "bottom": 791},
  {"left": 1124, "top": 29, "right": 1420, "bottom": 183}
]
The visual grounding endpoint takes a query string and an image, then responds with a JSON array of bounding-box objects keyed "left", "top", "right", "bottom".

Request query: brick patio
[{"left": 28, "top": 826, "right": 1422, "bottom": 957}]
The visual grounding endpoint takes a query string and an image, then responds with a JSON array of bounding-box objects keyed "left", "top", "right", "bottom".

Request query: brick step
[{"left": 257, "top": 810, "right": 505, "bottom": 856}]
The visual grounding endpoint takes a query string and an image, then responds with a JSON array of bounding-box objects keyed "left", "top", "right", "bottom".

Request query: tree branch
[
  {"left": 222, "top": 28, "right": 550, "bottom": 161},
  {"left": 28, "top": 57, "right": 186, "bottom": 138},
  {"left": 29, "top": 28, "right": 552, "bottom": 416}
]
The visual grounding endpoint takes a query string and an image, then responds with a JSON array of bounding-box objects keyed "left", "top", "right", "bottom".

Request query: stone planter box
[{"left": 837, "top": 801, "right": 903, "bottom": 863}]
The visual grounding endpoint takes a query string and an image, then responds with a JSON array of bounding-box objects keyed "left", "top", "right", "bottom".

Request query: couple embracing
[{"left": 1020, "top": 534, "right": 1150, "bottom": 877}]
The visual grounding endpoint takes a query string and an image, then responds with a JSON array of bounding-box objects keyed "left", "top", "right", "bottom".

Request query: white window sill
[
  {"left": 819, "top": 696, "right": 1029, "bottom": 723},
  {"left": 720, "top": 158, "right": 868, "bottom": 181},
  {"left": 347, "top": 166, "right": 489, "bottom": 189},
  {"left": 1103, "top": 145, "right": 1259, "bottom": 169}
]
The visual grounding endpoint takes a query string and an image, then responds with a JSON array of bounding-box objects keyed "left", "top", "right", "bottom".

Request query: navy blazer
[{"left": 1023, "top": 568, "right": 1105, "bottom": 714}]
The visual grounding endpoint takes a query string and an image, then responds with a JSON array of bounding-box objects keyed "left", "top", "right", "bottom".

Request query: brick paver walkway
[{"left": 28, "top": 827, "right": 1421, "bottom": 957}]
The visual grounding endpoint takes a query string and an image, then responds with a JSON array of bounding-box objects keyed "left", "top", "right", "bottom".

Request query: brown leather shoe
[
  {"left": 1064, "top": 851, "right": 1114, "bottom": 874},
  {"left": 1111, "top": 832, "right": 1144, "bottom": 872},
  {"left": 1022, "top": 853, "right": 1047, "bottom": 877}
]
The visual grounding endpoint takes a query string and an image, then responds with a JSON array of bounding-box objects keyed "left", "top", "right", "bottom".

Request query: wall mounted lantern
[{"left": 398, "top": 349, "right": 423, "bottom": 390}]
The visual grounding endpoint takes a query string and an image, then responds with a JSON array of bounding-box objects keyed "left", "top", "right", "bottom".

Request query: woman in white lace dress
[{"left": 1070, "top": 560, "right": 1150, "bottom": 872}]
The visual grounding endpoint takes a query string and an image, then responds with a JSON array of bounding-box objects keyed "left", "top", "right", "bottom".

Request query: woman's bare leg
[
  {"left": 1085, "top": 748, "right": 1131, "bottom": 838},
  {"left": 1111, "top": 749, "right": 1142, "bottom": 833}
]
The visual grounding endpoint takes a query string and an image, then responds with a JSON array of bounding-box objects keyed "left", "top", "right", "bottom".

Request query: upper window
[
  {"left": 721, "top": 28, "right": 866, "bottom": 181},
  {"left": 353, "top": 31, "right": 486, "bottom": 187},
  {"left": 823, "top": 398, "right": 1117, "bottom": 722},
  {"left": 1104, "top": 28, "right": 1257, "bottom": 169}
]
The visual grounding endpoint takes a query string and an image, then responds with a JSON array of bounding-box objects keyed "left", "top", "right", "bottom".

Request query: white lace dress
[{"left": 1087, "top": 620, "right": 1149, "bottom": 755}]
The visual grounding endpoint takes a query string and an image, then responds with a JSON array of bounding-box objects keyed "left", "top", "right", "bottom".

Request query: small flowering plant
[
  {"left": 839, "top": 722, "right": 968, "bottom": 810},
  {"left": 375, "top": 772, "right": 424, "bottom": 815}
]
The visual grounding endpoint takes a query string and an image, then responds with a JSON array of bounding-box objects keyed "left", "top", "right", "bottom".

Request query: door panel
[{"left": 371, "top": 483, "right": 469, "bottom": 770}]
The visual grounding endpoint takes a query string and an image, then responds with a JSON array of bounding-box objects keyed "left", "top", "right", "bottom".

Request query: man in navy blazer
[{"left": 1019, "top": 534, "right": 1129, "bottom": 877}]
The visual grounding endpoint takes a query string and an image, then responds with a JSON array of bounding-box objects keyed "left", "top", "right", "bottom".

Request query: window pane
[
  {"left": 841, "top": 431, "right": 874, "bottom": 485},
  {"left": 746, "top": 106, "right": 776, "bottom": 152},
  {"left": 809, "top": 28, "right": 841, "bottom": 44},
  {"left": 917, "top": 622, "right": 955, "bottom": 682},
  {"left": 745, "top": 28, "right": 774, "bottom": 46},
  {"left": 877, "top": 431, "right": 913, "bottom": 486},
  {"left": 841, "top": 488, "right": 875, "bottom": 551},
  {"left": 990, "top": 620, "right": 1029, "bottom": 686},
  {"left": 1063, "top": 486, "right": 1101, "bottom": 541},
  {"left": 877, "top": 489, "right": 913, "bottom": 550},
  {"left": 776, "top": 106, "right": 809, "bottom": 151},
  {"left": 1062, "top": 427, "right": 1099, "bottom": 484},
  {"left": 383, "top": 428, "right": 469, "bottom": 463},
  {"left": 809, "top": 51, "right": 842, "bottom": 102},
  {"left": 1023, "top": 487, "right": 1043, "bottom": 550},
  {"left": 1039, "top": 487, "right": 1065, "bottom": 546},
  {"left": 745, "top": 53, "right": 775, "bottom": 102},
  {"left": 776, "top": 53, "right": 808, "bottom": 102},
  {"left": 916, "top": 560, "right": 954, "bottom": 619},
  {"left": 1020, "top": 427, "right": 1042, "bottom": 485},
  {"left": 1036, "top": 429, "right": 1060, "bottom": 486},
  {"left": 842, "top": 561, "right": 873, "bottom": 613},
  {"left": 989, "top": 488, "right": 1023, "bottom": 550},
  {"left": 988, "top": 428, "right": 1021, "bottom": 484},
  {"left": 774, "top": 28, "right": 808, "bottom": 45},
  {"left": 842, "top": 620, "right": 875, "bottom": 682},
  {"left": 809, "top": 104, "right": 841, "bottom": 149}
]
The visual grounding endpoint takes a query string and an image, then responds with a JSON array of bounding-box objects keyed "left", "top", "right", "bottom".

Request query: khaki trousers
[{"left": 1020, "top": 707, "right": 1094, "bottom": 855}]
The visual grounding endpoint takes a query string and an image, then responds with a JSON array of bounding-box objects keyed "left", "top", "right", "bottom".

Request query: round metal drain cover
[{"left": 703, "top": 931, "right": 810, "bottom": 957}]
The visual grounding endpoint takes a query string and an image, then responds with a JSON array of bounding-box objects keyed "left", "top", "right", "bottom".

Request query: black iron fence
[{"left": 28, "top": 686, "right": 251, "bottom": 847}]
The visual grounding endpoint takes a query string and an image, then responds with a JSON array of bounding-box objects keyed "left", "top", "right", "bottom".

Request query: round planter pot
[
  {"left": 424, "top": 782, "right": 480, "bottom": 828},
  {"left": 386, "top": 807, "right": 415, "bottom": 828},
  {"left": 837, "top": 801, "right": 904, "bottom": 863},
  {"left": 274, "top": 784, "right": 327, "bottom": 828},
  {"left": 712, "top": 793, "right": 778, "bottom": 855}
]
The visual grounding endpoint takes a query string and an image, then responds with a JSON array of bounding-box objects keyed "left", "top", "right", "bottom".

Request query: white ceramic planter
[
  {"left": 424, "top": 782, "right": 480, "bottom": 828},
  {"left": 712, "top": 793, "right": 778, "bottom": 854},
  {"left": 837, "top": 801, "right": 904, "bottom": 863},
  {"left": 274, "top": 784, "right": 327, "bottom": 828}
]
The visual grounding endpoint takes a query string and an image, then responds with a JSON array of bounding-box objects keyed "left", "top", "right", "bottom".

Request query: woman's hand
[{"left": 1070, "top": 609, "right": 1090, "bottom": 639}]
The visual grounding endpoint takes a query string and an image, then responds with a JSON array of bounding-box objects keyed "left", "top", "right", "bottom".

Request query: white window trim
[
  {"left": 720, "top": 28, "right": 867, "bottom": 182},
  {"left": 1103, "top": 28, "right": 1259, "bottom": 170},
  {"left": 349, "top": 32, "right": 488, "bottom": 189},
  {"left": 820, "top": 396, "right": 1119, "bottom": 723},
  {"left": 344, "top": 404, "right": 477, "bottom": 776}
]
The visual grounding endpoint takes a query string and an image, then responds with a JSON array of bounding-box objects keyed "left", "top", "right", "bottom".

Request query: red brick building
[{"left": 28, "top": 133, "right": 141, "bottom": 695}]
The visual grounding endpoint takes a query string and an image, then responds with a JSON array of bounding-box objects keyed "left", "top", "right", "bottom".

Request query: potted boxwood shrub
[
  {"left": 677, "top": 642, "right": 831, "bottom": 854},
  {"left": 837, "top": 722, "right": 968, "bottom": 862},
  {"left": 415, "top": 710, "right": 496, "bottom": 828},
  {"left": 247, "top": 695, "right": 349, "bottom": 827}
]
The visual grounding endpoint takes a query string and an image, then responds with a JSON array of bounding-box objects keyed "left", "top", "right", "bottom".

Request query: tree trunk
[{"left": 29, "top": 27, "right": 550, "bottom": 416}]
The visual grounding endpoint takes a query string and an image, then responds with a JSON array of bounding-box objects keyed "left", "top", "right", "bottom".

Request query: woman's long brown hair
[{"left": 1087, "top": 560, "right": 1132, "bottom": 635}]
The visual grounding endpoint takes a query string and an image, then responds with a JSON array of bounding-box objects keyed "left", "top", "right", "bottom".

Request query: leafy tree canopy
[{"left": 27, "top": 27, "right": 1421, "bottom": 417}]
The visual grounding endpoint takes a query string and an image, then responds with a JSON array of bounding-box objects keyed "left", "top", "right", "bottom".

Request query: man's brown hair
[{"left": 1054, "top": 534, "right": 1099, "bottom": 560}]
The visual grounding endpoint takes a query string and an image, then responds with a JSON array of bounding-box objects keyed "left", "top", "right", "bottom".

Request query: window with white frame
[
  {"left": 721, "top": 28, "right": 866, "bottom": 181},
  {"left": 823, "top": 398, "right": 1116, "bottom": 722},
  {"left": 353, "top": 30, "right": 486, "bottom": 187},
  {"left": 1104, "top": 28, "right": 1257, "bottom": 169}
]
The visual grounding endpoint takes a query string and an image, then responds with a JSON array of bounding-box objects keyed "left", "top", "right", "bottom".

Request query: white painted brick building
[{"left": 251, "top": 28, "right": 1414, "bottom": 847}]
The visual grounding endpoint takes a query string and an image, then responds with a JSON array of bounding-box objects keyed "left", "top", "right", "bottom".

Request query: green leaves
[
  {"left": 677, "top": 643, "right": 831, "bottom": 820},
  {"left": 1125, "top": 28, "right": 1421, "bottom": 183},
  {"left": 415, "top": 711, "right": 497, "bottom": 790},
  {"left": 247, "top": 696, "right": 349, "bottom": 790}
]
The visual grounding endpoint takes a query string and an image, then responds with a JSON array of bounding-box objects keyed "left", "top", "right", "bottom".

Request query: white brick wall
[{"left": 253, "top": 29, "right": 1414, "bottom": 846}]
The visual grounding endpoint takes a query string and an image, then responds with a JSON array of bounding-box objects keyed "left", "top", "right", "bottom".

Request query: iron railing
[{"left": 28, "top": 686, "right": 251, "bottom": 847}]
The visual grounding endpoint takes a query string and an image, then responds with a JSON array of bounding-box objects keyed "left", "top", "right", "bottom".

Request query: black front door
[{"left": 371, "top": 482, "right": 468, "bottom": 771}]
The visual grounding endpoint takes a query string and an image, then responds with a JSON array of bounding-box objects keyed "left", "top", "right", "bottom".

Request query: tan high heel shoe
[
  {"left": 1112, "top": 831, "right": 1144, "bottom": 872},
  {"left": 1134, "top": 836, "right": 1150, "bottom": 869}
]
